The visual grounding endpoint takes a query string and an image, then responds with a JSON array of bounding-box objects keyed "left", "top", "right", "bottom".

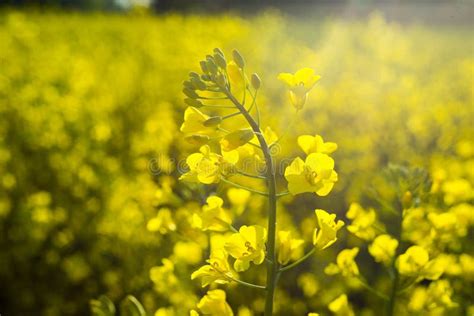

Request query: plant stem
[
  {"left": 279, "top": 248, "right": 315, "bottom": 272},
  {"left": 357, "top": 276, "right": 389, "bottom": 301},
  {"left": 224, "top": 89, "right": 278, "bottom": 316},
  {"left": 387, "top": 205, "right": 403, "bottom": 315},
  {"left": 229, "top": 276, "right": 266, "bottom": 290},
  {"left": 220, "top": 177, "right": 268, "bottom": 196}
]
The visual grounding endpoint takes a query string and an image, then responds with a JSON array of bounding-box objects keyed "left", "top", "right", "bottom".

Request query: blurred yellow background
[{"left": 0, "top": 6, "right": 472, "bottom": 315}]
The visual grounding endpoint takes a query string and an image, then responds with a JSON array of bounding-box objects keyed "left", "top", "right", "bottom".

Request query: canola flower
[
  {"left": 368, "top": 234, "right": 399, "bottom": 265},
  {"left": 192, "top": 196, "right": 232, "bottom": 232},
  {"left": 225, "top": 225, "right": 267, "bottom": 272},
  {"left": 180, "top": 48, "right": 343, "bottom": 315},
  {"left": 278, "top": 68, "right": 321, "bottom": 110},
  {"left": 191, "top": 289, "right": 234, "bottom": 316},
  {"left": 325, "top": 248, "right": 360, "bottom": 277},
  {"left": 284, "top": 153, "right": 338, "bottom": 196},
  {"left": 313, "top": 209, "right": 345, "bottom": 250}
]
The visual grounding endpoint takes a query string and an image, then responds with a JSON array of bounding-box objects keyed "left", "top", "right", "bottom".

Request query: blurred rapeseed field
[{"left": 0, "top": 8, "right": 472, "bottom": 316}]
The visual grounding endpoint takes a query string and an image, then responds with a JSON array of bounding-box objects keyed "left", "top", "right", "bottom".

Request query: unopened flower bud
[
  {"left": 215, "top": 73, "right": 226, "bottom": 87},
  {"left": 200, "top": 61, "right": 209, "bottom": 74},
  {"left": 189, "top": 71, "right": 200, "bottom": 80},
  {"left": 206, "top": 58, "right": 218, "bottom": 74},
  {"left": 402, "top": 191, "right": 413, "bottom": 209},
  {"left": 191, "top": 77, "right": 207, "bottom": 90},
  {"left": 183, "top": 80, "right": 194, "bottom": 90},
  {"left": 220, "top": 128, "right": 254, "bottom": 151},
  {"left": 232, "top": 49, "right": 245, "bottom": 68},
  {"left": 203, "top": 116, "right": 222, "bottom": 127},
  {"left": 251, "top": 73, "right": 261, "bottom": 89},
  {"left": 213, "top": 48, "right": 225, "bottom": 56},
  {"left": 214, "top": 53, "right": 227, "bottom": 69},
  {"left": 184, "top": 98, "right": 203, "bottom": 108},
  {"left": 185, "top": 134, "right": 210, "bottom": 145},
  {"left": 183, "top": 87, "right": 199, "bottom": 99}
]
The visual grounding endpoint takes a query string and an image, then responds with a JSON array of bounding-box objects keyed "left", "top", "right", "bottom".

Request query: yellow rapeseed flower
[
  {"left": 180, "top": 145, "right": 238, "bottom": 184},
  {"left": 194, "top": 289, "right": 233, "bottom": 316},
  {"left": 297, "top": 134, "right": 337, "bottom": 155},
  {"left": 346, "top": 203, "right": 380, "bottom": 241},
  {"left": 328, "top": 294, "right": 355, "bottom": 316},
  {"left": 278, "top": 68, "right": 321, "bottom": 109},
  {"left": 180, "top": 106, "right": 219, "bottom": 136},
  {"left": 191, "top": 249, "right": 237, "bottom": 287},
  {"left": 277, "top": 230, "right": 304, "bottom": 265},
  {"left": 224, "top": 225, "right": 267, "bottom": 272},
  {"left": 192, "top": 196, "right": 232, "bottom": 232},
  {"left": 325, "top": 248, "right": 360, "bottom": 277},
  {"left": 368, "top": 234, "right": 398, "bottom": 265},
  {"left": 220, "top": 129, "right": 254, "bottom": 152},
  {"left": 313, "top": 209, "right": 345, "bottom": 250},
  {"left": 396, "top": 245, "right": 444, "bottom": 280},
  {"left": 284, "top": 153, "right": 338, "bottom": 196}
]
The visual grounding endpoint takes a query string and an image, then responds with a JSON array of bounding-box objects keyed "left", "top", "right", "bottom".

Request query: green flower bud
[
  {"left": 189, "top": 71, "right": 200, "bottom": 80},
  {"left": 206, "top": 58, "right": 218, "bottom": 75},
  {"left": 200, "top": 61, "right": 209, "bottom": 74},
  {"left": 214, "top": 53, "right": 227, "bottom": 69},
  {"left": 215, "top": 73, "right": 226, "bottom": 87},
  {"left": 183, "top": 80, "right": 194, "bottom": 90},
  {"left": 213, "top": 48, "right": 225, "bottom": 57},
  {"left": 184, "top": 98, "right": 203, "bottom": 108},
  {"left": 402, "top": 191, "right": 413, "bottom": 209},
  {"left": 203, "top": 116, "right": 222, "bottom": 127},
  {"left": 251, "top": 73, "right": 261, "bottom": 89},
  {"left": 220, "top": 128, "right": 254, "bottom": 151},
  {"left": 201, "top": 74, "right": 211, "bottom": 81},
  {"left": 232, "top": 49, "right": 245, "bottom": 68},
  {"left": 191, "top": 77, "right": 207, "bottom": 90},
  {"left": 183, "top": 87, "right": 199, "bottom": 99},
  {"left": 185, "top": 134, "right": 210, "bottom": 145}
]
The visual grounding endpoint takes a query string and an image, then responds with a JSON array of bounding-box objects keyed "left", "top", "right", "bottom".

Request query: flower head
[
  {"left": 180, "top": 106, "right": 219, "bottom": 136},
  {"left": 368, "top": 234, "right": 398, "bottom": 265},
  {"left": 224, "top": 225, "right": 267, "bottom": 272},
  {"left": 278, "top": 68, "right": 321, "bottom": 109},
  {"left": 191, "top": 249, "right": 237, "bottom": 287},
  {"left": 298, "top": 134, "right": 337, "bottom": 155},
  {"left": 328, "top": 294, "right": 354, "bottom": 316},
  {"left": 346, "top": 203, "right": 380, "bottom": 241},
  {"left": 285, "top": 153, "right": 338, "bottom": 196},
  {"left": 192, "top": 196, "right": 232, "bottom": 232},
  {"left": 194, "top": 289, "right": 233, "bottom": 316},
  {"left": 277, "top": 230, "right": 304, "bottom": 265},
  {"left": 220, "top": 129, "right": 254, "bottom": 152},
  {"left": 313, "top": 209, "right": 345, "bottom": 250},
  {"left": 325, "top": 248, "right": 360, "bottom": 277},
  {"left": 180, "top": 145, "right": 238, "bottom": 184},
  {"left": 396, "top": 245, "right": 445, "bottom": 280}
]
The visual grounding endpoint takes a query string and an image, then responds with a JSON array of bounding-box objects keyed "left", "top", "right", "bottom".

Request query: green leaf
[
  {"left": 120, "top": 295, "right": 146, "bottom": 316},
  {"left": 90, "top": 295, "right": 116, "bottom": 316}
]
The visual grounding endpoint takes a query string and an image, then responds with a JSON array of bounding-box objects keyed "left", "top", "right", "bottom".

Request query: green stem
[
  {"left": 220, "top": 177, "right": 268, "bottom": 196},
  {"left": 270, "top": 109, "right": 299, "bottom": 148},
  {"left": 357, "top": 276, "right": 389, "bottom": 301},
  {"left": 236, "top": 169, "right": 266, "bottom": 179},
  {"left": 276, "top": 191, "right": 290, "bottom": 197},
  {"left": 223, "top": 88, "right": 278, "bottom": 316},
  {"left": 387, "top": 205, "right": 404, "bottom": 315},
  {"left": 279, "top": 248, "right": 315, "bottom": 272},
  {"left": 228, "top": 276, "right": 266, "bottom": 290}
]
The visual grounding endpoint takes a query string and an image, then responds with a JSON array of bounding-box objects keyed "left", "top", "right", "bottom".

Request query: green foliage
[{"left": 90, "top": 295, "right": 116, "bottom": 316}]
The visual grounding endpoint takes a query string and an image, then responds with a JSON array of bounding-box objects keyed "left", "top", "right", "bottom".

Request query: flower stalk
[{"left": 222, "top": 88, "right": 279, "bottom": 316}]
